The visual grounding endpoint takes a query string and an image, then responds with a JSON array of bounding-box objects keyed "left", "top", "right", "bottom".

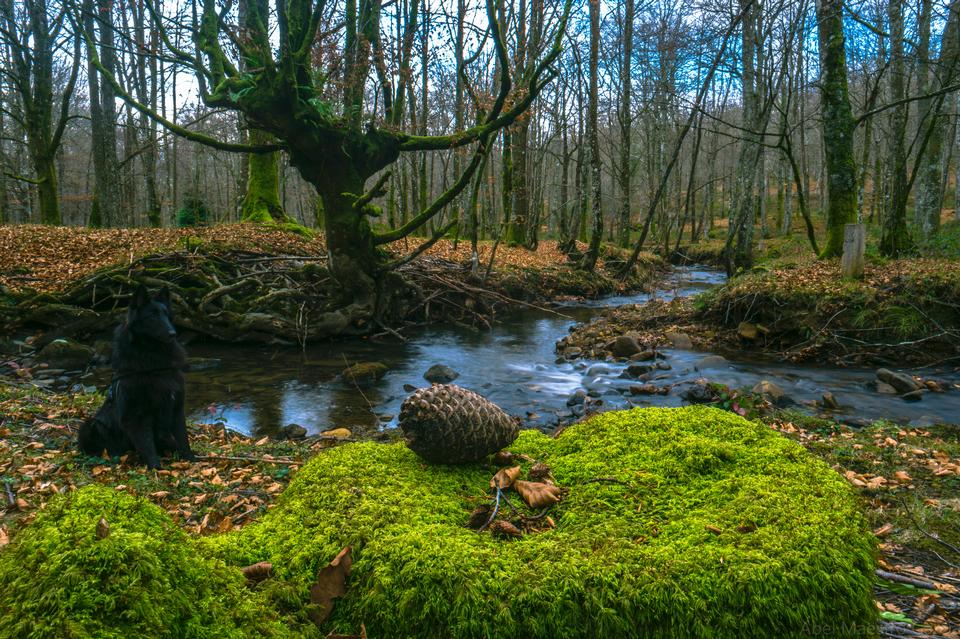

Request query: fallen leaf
[
  {"left": 241, "top": 561, "right": 274, "bottom": 584},
  {"left": 308, "top": 547, "right": 352, "bottom": 627},
  {"left": 321, "top": 428, "right": 353, "bottom": 439},
  {"left": 95, "top": 517, "right": 110, "bottom": 539},
  {"left": 0, "top": 527, "right": 8, "bottom": 547},
  {"left": 490, "top": 466, "right": 521, "bottom": 489},
  {"left": 874, "top": 523, "right": 894, "bottom": 537},
  {"left": 705, "top": 525, "right": 723, "bottom": 535},
  {"left": 527, "top": 462, "right": 552, "bottom": 481},
  {"left": 489, "top": 520, "right": 523, "bottom": 539},
  {"left": 465, "top": 505, "right": 493, "bottom": 530},
  {"left": 514, "top": 480, "right": 562, "bottom": 509}
]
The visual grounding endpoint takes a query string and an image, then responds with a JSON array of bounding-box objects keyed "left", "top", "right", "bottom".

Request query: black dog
[{"left": 78, "top": 285, "right": 194, "bottom": 469}]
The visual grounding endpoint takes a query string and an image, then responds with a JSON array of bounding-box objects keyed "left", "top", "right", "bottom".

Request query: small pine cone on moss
[{"left": 399, "top": 384, "right": 519, "bottom": 464}]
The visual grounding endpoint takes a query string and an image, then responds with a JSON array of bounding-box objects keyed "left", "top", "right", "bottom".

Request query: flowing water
[{"left": 184, "top": 266, "right": 960, "bottom": 436}]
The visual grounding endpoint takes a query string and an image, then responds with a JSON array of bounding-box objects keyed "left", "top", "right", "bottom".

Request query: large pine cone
[{"left": 399, "top": 384, "right": 519, "bottom": 464}]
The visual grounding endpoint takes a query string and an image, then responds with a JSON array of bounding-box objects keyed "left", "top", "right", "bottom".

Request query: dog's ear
[
  {"left": 132, "top": 284, "right": 150, "bottom": 309},
  {"left": 157, "top": 286, "right": 172, "bottom": 310}
]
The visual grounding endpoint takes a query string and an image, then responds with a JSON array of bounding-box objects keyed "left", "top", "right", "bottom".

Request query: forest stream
[{"left": 171, "top": 266, "right": 960, "bottom": 437}]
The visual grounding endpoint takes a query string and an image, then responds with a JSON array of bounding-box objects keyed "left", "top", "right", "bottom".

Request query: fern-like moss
[{"left": 0, "top": 486, "right": 295, "bottom": 639}]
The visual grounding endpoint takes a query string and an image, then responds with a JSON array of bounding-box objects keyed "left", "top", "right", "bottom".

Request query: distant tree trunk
[
  {"left": 617, "top": 0, "right": 634, "bottom": 248},
  {"left": 507, "top": 0, "right": 529, "bottom": 246},
  {"left": 915, "top": 0, "right": 960, "bottom": 238},
  {"left": 85, "top": 0, "right": 123, "bottom": 227},
  {"left": 815, "top": 0, "right": 858, "bottom": 257},
  {"left": 580, "top": 0, "right": 602, "bottom": 271},
  {"left": 880, "top": 0, "right": 911, "bottom": 256}
]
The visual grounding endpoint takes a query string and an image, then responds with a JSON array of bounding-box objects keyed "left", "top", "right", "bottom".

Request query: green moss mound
[
  {"left": 206, "top": 406, "right": 877, "bottom": 638},
  {"left": 0, "top": 485, "right": 292, "bottom": 639}
]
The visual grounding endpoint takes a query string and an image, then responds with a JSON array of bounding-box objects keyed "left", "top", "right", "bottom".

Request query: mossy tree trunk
[
  {"left": 815, "top": 0, "right": 858, "bottom": 258},
  {"left": 241, "top": 128, "right": 286, "bottom": 223}
]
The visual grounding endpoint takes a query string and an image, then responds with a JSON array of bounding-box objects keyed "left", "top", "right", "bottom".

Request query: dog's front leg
[
  {"left": 125, "top": 422, "right": 161, "bottom": 469},
  {"left": 172, "top": 391, "right": 195, "bottom": 461}
]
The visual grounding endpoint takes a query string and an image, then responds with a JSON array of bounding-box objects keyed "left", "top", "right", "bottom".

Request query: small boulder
[
  {"left": 566, "top": 390, "right": 587, "bottom": 407},
  {"left": 655, "top": 361, "right": 672, "bottom": 371},
  {"left": 630, "top": 384, "right": 659, "bottom": 395},
  {"left": 611, "top": 335, "right": 642, "bottom": 358},
  {"left": 681, "top": 381, "right": 714, "bottom": 404},
  {"left": 630, "top": 350, "right": 657, "bottom": 362},
  {"left": 586, "top": 364, "right": 610, "bottom": 377},
  {"left": 624, "top": 364, "right": 654, "bottom": 378},
  {"left": 277, "top": 423, "right": 308, "bottom": 440},
  {"left": 34, "top": 339, "right": 94, "bottom": 371},
  {"left": 875, "top": 382, "right": 898, "bottom": 395},
  {"left": 342, "top": 361, "right": 389, "bottom": 385},
  {"left": 821, "top": 392, "right": 841, "bottom": 411},
  {"left": 665, "top": 332, "right": 693, "bottom": 349},
  {"left": 563, "top": 347, "right": 583, "bottom": 358},
  {"left": 424, "top": 364, "right": 459, "bottom": 384},
  {"left": 902, "top": 390, "right": 924, "bottom": 402},
  {"left": 320, "top": 427, "right": 353, "bottom": 439},
  {"left": 696, "top": 355, "right": 728, "bottom": 370},
  {"left": 752, "top": 380, "right": 789, "bottom": 405},
  {"left": 876, "top": 368, "right": 921, "bottom": 395}
]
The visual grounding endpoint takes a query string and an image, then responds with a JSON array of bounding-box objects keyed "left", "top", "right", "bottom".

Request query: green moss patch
[
  {"left": 205, "top": 406, "right": 877, "bottom": 638},
  {"left": 0, "top": 485, "right": 294, "bottom": 639}
]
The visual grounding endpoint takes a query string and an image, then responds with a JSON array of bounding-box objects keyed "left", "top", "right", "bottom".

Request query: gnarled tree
[{"left": 77, "top": 0, "right": 572, "bottom": 305}]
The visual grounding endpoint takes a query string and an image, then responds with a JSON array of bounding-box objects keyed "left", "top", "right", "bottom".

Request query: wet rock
[
  {"left": 378, "top": 414, "right": 394, "bottom": 422},
  {"left": 563, "top": 347, "right": 582, "bottom": 358},
  {"left": 875, "top": 382, "right": 898, "bottom": 395},
  {"left": 821, "top": 392, "right": 841, "bottom": 410},
  {"left": 566, "top": 390, "right": 587, "bottom": 406},
  {"left": 630, "top": 384, "right": 668, "bottom": 396},
  {"left": 277, "top": 423, "right": 308, "bottom": 440},
  {"left": 320, "top": 428, "right": 353, "bottom": 439},
  {"left": 403, "top": 383, "right": 418, "bottom": 392},
  {"left": 655, "top": 361, "right": 672, "bottom": 371},
  {"left": 696, "top": 355, "right": 728, "bottom": 370},
  {"left": 841, "top": 417, "right": 873, "bottom": 428},
  {"left": 587, "top": 389, "right": 603, "bottom": 398},
  {"left": 681, "top": 381, "right": 714, "bottom": 404},
  {"left": 624, "top": 364, "right": 654, "bottom": 378},
  {"left": 586, "top": 364, "right": 611, "bottom": 377},
  {"left": 34, "top": 339, "right": 94, "bottom": 371},
  {"left": 910, "top": 416, "right": 939, "bottom": 428},
  {"left": 923, "top": 380, "right": 944, "bottom": 392},
  {"left": 424, "top": 364, "right": 459, "bottom": 384},
  {"left": 901, "top": 390, "right": 924, "bottom": 402},
  {"left": 611, "top": 335, "right": 642, "bottom": 358},
  {"left": 665, "top": 332, "right": 693, "bottom": 349},
  {"left": 571, "top": 404, "right": 586, "bottom": 417},
  {"left": 630, "top": 350, "right": 656, "bottom": 362},
  {"left": 187, "top": 357, "right": 221, "bottom": 372},
  {"left": 876, "top": 368, "right": 921, "bottom": 394},
  {"left": 752, "top": 380, "right": 790, "bottom": 406},
  {"left": 342, "top": 361, "right": 389, "bottom": 385}
]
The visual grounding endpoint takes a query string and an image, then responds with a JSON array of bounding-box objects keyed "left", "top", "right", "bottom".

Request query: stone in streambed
[
  {"left": 424, "top": 364, "right": 459, "bottom": 384},
  {"left": 876, "top": 368, "right": 922, "bottom": 395},
  {"left": 342, "top": 361, "right": 389, "bottom": 385},
  {"left": 610, "top": 335, "right": 642, "bottom": 358},
  {"left": 696, "top": 355, "right": 728, "bottom": 370},
  {"left": 277, "top": 423, "right": 308, "bottom": 440},
  {"left": 821, "top": 392, "right": 841, "bottom": 411},
  {"left": 624, "top": 364, "right": 654, "bottom": 378}
]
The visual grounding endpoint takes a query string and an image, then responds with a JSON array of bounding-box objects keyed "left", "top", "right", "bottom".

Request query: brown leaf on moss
[
  {"left": 527, "top": 462, "right": 552, "bottom": 481},
  {"left": 308, "top": 546, "right": 352, "bottom": 627},
  {"left": 490, "top": 465, "right": 521, "bottom": 489},
  {"left": 95, "top": 517, "right": 110, "bottom": 539},
  {"left": 514, "top": 480, "right": 562, "bottom": 509},
  {"left": 489, "top": 520, "right": 523, "bottom": 539},
  {"left": 241, "top": 561, "right": 273, "bottom": 585}
]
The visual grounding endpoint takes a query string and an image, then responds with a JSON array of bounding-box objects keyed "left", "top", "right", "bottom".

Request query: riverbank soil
[
  {"left": 561, "top": 255, "right": 960, "bottom": 368},
  {"left": 0, "top": 224, "right": 664, "bottom": 346}
]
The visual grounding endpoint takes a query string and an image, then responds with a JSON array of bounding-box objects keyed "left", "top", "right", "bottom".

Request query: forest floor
[{"left": 1, "top": 381, "right": 960, "bottom": 635}]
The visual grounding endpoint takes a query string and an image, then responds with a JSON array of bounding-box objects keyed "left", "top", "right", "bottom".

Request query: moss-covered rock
[
  {"left": 0, "top": 485, "right": 294, "bottom": 639},
  {"left": 204, "top": 406, "right": 877, "bottom": 638}
]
